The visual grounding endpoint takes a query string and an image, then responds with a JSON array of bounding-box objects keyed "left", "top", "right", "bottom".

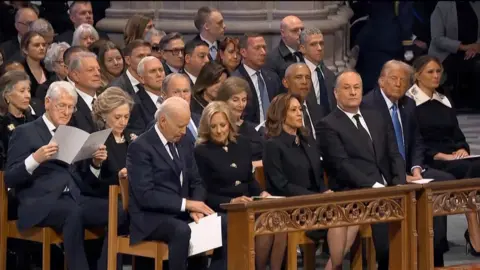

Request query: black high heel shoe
[{"left": 464, "top": 230, "right": 480, "bottom": 257}]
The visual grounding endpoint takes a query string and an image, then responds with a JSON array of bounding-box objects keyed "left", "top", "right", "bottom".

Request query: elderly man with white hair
[
  {"left": 54, "top": 1, "right": 109, "bottom": 45},
  {"left": 127, "top": 96, "right": 225, "bottom": 270},
  {"left": 4, "top": 81, "right": 109, "bottom": 270}
]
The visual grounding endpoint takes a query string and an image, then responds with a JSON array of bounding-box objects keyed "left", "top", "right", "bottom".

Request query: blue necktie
[
  {"left": 188, "top": 120, "right": 197, "bottom": 138},
  {"left": 391, "top": 104, "right": 406, "bottom": 160},
  {"left": 256, "top": 71, "right": 270, "bottom": 120},
  {"left": 210, "top": 46, "right": 217, "bottom": 60},
  {"left": 316, "top": 66, "right": 330, "bottom": 114}
]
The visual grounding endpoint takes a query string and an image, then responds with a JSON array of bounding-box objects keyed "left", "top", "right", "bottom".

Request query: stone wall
[{"left": 96, "top": 1, "right": 353, "bottom": 73}]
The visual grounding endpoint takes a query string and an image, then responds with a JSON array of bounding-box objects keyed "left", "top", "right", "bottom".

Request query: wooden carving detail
[
  {"left": 433, "top": 190, "right": 480, "bottom": 215},
  {"left": 254, "top": 199, "right": 403, "bottom": 234}
]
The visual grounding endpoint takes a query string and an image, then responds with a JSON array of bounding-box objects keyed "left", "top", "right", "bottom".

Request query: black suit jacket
[
  {"left": 161, "top": 59, "right": 175, "bottom": 76},
  {"left": 304, "top": 99, "right": 325, "bottom": 144},
  {"left": 126, "top": 126, "right": 206, "bottom": 244},
  {"left": 194, "top": 136, "right": 262, "bottom": 212},
  {"left": 0, "top": 37, "right": 20, "bottom": 63},
  {"left": 263, "top": 131, "right": 326, "bottom": 197},
  {"left": 146, "top": 113, "right": 201, "bottom": 148},
  {"left": 68, "top": 95, "right": 95, "bottom": 133},
  {"left": 180, "top": 69, "right": 195, "bottom": 87},
  {"left": 319, "top": 108, "right": 406, "bottom": 190},
  {"left": 303, "top": 61, "right": 337, "bottom": 116},
  {"left": 108, "top": 71, "right": 136, "bottom": 96},
  {"left": 5, "top": 117, "right": 99, "bottom": 230},
  {"left": 22, "top": 59, "right": 53, "bottom": 99},
  {"left": 191, "top": 34, "right": 220, "bottom": 61},
  {"left": 54, "top": 27, "right": 110, "bottom": 45},
  {"left": 231, "top": 64, "right": 282, "bottom": 124},
  {"left": 265, "top": 40, "right": 303, "bottom": 81},
  {"left": 127, "top": 85, "right": 156, "bottom": 135},
  {"left": 362, "top": 88, "right": 425, "bottom": 171}
]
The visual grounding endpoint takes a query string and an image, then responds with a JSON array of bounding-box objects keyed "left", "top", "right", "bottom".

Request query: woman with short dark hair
[{"left": 190, "top": 61, "right": 228, "bottom": 115}]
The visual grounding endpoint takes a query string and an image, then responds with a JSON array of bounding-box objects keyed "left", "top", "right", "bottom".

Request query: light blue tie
[
  {"left": 391, "top": 104, "right": 405, "bottom": 160},
  {"left": 256, "top": 71, "right": 270, "bottom": 119},
  {"left": 210, "top": 46, "right": 217, "bottom": 60},
  {"left": 188, "top": 120, "right": 197, "bottom": 138}
]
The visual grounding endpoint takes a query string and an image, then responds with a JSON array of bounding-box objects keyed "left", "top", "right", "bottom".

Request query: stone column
[{"left": 97, "top": 1, "right": 353, "bottom": 72}]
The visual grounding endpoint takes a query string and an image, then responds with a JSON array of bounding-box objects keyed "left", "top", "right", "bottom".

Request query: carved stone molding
[
  {"left": 432, "top": 190, "right": 480, "bottom": 215},
  {"left": 254, "top": 198, "right": 404, "bottom": 235}
]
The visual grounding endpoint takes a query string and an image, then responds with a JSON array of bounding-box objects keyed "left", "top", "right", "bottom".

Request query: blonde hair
[
  {"left": 92, "top": 87, "right": 134, "bottom": 129},
  {"left": 196, "top": 101, "right": 238, "bottom": 145}
]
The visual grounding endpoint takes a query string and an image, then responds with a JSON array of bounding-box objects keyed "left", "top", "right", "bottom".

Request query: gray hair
[
  {"left": 334, "top": 68, "right": 362, "bottom": 89},
  {"left": 137, "top": 56, "right": 159, "bottom": 76},
  {"left": 144, "top": 28, "right": 166, "bottom": 44},
  {"left": 379, "top": 60, "right": 414, "bottom": 83},
  {"left": 161, "top": 73, "right": 190, "bottom": 94},
  {"left": 72, "top": 23, "right": 99, "bottom": 47},
  {"left": 45, "top": 81, "right": 78, "bottom": 102},
  {"left": 44, "top": 42, "right": 71, "bottom": 72},
  {"left": 15, "top": 7, "right": 38, "bottom": 23},
  {"left": 299, "top": 27, "right": 323, "bottom": 45},
  {"left": 0, "top": 71, "right": 31, "bottom": 115},
  {"left": 28, "top": 18, "right": 54, "bottom": 36},
  {"left": 68, "top": 51, "right": 97, "bottom": 72},
  {"left": 154, "top": 96, "right": 189, "bottom": 121}
]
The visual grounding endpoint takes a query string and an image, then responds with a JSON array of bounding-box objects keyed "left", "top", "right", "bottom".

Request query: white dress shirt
[
  {"left": 285, "top": 44, "right": 301, "bottom": 62},
  {"left": 126, "top": 69, "right": 140, "bottom": 94},
  {"left": 184, "top": 70, "right": 197, "bottom": 84},
  {"left": 154, "top": 124, "right": 186, "bottom": 212},
  {"left": 76, "top": 88, "right": 97, "bottom": 111},
  {"left": 302, "top": 101, "right": 316, "bottom": 140},
  {"left": 145, "top": 89, "right": 161, "bottom": 108},
  {"left": 24, "top": 115, "right": 101, "bottom": 187},
  {"left": 200, "top": 34, "right": 218, "bottom": 50},
  {"left": 304, "top": 58, "right": 324, "bottom": 105},
  {"left": 167, "top": 63, "right": 179, "bottom": 74},
  {"left": 243, "top": 63, "right": 267, "bottom": 122}
]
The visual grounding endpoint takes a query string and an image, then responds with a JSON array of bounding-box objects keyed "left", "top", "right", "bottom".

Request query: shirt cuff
[
  {"left": 25, "top": 154, "right": 40, "bottom": 175},
  {"left": 410, "top": 166, "right": 425, "bottom": 174},
  {"left": 181, "top": 198, "right": 186, "bottom": 212},
  {"left": 90, "top": 165, "right": 101, "bottom": 178}
]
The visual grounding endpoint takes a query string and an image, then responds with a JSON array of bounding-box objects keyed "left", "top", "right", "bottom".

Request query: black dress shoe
[{"left": 464, "top": 230, "right": 480, "bottom": 257}]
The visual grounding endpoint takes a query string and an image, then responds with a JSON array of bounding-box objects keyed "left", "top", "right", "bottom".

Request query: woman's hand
[
  {"left": 453, "top": 148, "right": 469, "bottom": 159},
  {"left": 231, "top": 196, "right": 253, "bottom": 203},
  {"left": 323, "top": 189, "right": 334, "bottom": 194},
  {"left": 433, "top": 152, "right": 455, "bottom": 161},
  {"left": 259, "top": 191, "right": 271, "bottom": 198}
]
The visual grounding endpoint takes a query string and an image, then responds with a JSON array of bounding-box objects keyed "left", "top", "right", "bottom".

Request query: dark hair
[
  {"left": 265, "top": 93, "right": 309, "bottom": 138},
  {"left": 123, "top": 39, "right": 151, "bottom": 57},
  {"left": 192, "top": 62, "right": 228, "bottom": 96},
  {"left": 194, "top": 6, "right": 217, "bottom": 31},
  {"left": 20, "top": 31, "right": 44, "bottom": 56},
  {"left": 159, "top": 32, "right": 183, "bottom": 51},
  {"left": 124, "top": 14, "right": 152, "bottom": 45},
  {"left": 216, "top": 36, "right": 239, "bottom": 65},
  {"left": 239, "top": 33, "right": 263, "bottom": 50},
  {"left": 69, "top": 1, "right": 91, "bottom": 14},
  {"left": 63, "top": 45, "right": 90, "bottom": 66},
  {"left": 412, "top": 55, "right": 442, "bottom": 74},
  {"left": 185, "top": 39, "right": 209, "bottom": 56},
  {"left": 89, "top": 40, "right": 125, "bottom": 83}
]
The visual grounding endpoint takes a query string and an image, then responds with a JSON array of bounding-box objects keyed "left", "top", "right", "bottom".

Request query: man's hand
[
  {"left": 118, "top": 168, "right": 127, "bottom": 179},
  {"left": 453, "top": 148, "right": 469, "bottom": 159},
  {"left": 231, "top": 196, "right": 253, "bottom": 203},
  {"left": 92, "top": 145, "right": 107, "bottom": 167},
  {"left": 190, "top": 212, "right": 205, "bottom": 224},
  {"left": 406, "top": 168, "right": 423, "bottom": 183},
  {"left": 32, "top": 142, "right": 59, "bottom": 163},
  {"left": 185, "top": 200, "right": 214, "bottom": 216},
  {"left": 433, "top": 152, "right": 456, "bottom": 161},
  {"left": 259, "top": 191, "right": 271, "bottom": 198}
]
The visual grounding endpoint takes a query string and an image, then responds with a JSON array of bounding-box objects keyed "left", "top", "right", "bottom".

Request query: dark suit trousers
[{"left": 209, "top": 212, "right": 228, "bottom": 270}]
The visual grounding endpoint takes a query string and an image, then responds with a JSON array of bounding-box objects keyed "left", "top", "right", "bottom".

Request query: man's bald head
[
  {"left": 283, "top": 63, "right": 312, "bottom": 101},
  {"left": 15, "top": 7, "right": 39, "bottom": 37},
  {"left": 280, "top": 15, "right": 304, "bottom": 49},
  {"left": 155, "top": 96, "right": 191, "bottom": 142}
]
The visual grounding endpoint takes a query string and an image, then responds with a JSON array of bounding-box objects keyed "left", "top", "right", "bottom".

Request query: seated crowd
[{"left": 1, "top": 2, "right": 480, "bottom": 270}]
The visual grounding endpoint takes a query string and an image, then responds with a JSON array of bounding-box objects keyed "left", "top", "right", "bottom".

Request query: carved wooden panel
[
  {"left": 254, "top": 198, "right": 404, "bottom": 234},
  {"left": 432, "top": 189, "right": 480, "bottom": 216}
]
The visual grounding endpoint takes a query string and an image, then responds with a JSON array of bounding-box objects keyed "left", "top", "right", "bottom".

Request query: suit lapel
[
  {"left": 361, "top": 110, "right": 381, "bottom": 160},
  {"left": 137, "top": 87, "right": 157, "bottom": 116},
  {"left": 122, "top": 73, "right": 135, "bottom": 96},
  {"left": 334, "top": 108, "right": 375, "bottom": 158},
  {"left": 147, "top": 128, "right": 179, "bottom": 174},
  {"left": 301, "top": 136, "right": 322, "bottom": 188},
  {"left": 398, "top": 98, "right": 410, "bottom": 151},
  {"left": 33, "top": 117, "right": 52, "bottom": 144},
  {"left": 238, "top": 65, "right": 260, "bottom": 122},
  {"left": 76, "top": 97, "right": 94, "bottom": 127}
]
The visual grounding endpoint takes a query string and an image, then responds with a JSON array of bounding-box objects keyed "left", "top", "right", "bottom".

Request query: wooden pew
[
  {"left": 0, "top": 171, "right": 103, "bottom": 270},
  {"left": 417, "top": 178, "right": 480, "bottom": 270},
  {"left": 221, "top": 185, "right": 420, "bottom": 270}
]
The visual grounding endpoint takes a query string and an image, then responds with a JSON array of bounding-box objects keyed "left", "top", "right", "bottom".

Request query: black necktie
[
  {"left": 167, "top": 142, "right": 182, "bottom": 174},
  {"left": 353, "top": 114, "right": 374, "bottom": 154},
  {"left": 302, "top": 104, "right": 312, "bottom": 132},
  {"left": 293, "top": 51, "right": 304, "bottom": 63},
  {"left": 91, "top": 97, "right": 96, "bottom": 108},
  {"left": 316, "top": 66, "right": 330, "bottom": 113}
]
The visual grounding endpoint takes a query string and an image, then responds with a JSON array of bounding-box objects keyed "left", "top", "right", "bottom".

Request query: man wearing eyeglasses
[
  {"left": 0, "top": 6, "right": 38, "bottom": 63},
  {"left": 159, "top": 32, "right": 186, "bottom": 76}
]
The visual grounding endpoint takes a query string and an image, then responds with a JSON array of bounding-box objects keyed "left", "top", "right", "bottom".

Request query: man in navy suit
[
  {"left": 362, "top": 60, "right": 454, "bottom": 267},
  {"left": 127, "top": 97, "right": 226, "bottom": 270},
  {"left": 232, "top": 33, "right": 283, "bottom": 124},
  {"left": 5, "top": 81, "right": 109, "bottom": 270}
]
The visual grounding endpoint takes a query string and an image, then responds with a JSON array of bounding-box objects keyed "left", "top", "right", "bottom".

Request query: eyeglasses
[
  {"left": 54, "top": 103, "right": 77, "bottom": 113},
  {"left": 163, "top": 48, "right": 185, "bottom": 56},
  {"left": 152, "top": 44, "right": 161, "bottom": 52}
]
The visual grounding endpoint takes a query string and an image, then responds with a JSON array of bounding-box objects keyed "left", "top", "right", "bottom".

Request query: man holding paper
[
  {"left": 4, "top": 81, "right": 110, "bottom": 270},
  {"left": 127, "top": 97, "right": 225, "bottom": 270}
]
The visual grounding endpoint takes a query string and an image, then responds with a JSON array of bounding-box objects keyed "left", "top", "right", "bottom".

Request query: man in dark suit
[
  {"left": 265, "top": 15, "right": 305, "bottom": 80},
  {"left": 191, "top": 6, "right": 225, "bottom": 61},
  {"left": 68, "top": 51, "right": 102, "bottom": 133},
  {"left": 298, "top": 27, "right": 336, "bottom": 116},
  {"left": 109, "top": 39, "right": 151, "bottom": 96},
  {"left": 127, "top": 97, "right": 226, "bottom": 270},
  {"left": 182, "top": 39, "right": 210, "bottom": 86},
  {"left": 282, "top": 63, "right": 323, "bottom": 142},
  {"left": 319, "top": 70, "right": 406, "bottom": 270},
  {"left": 159, "top": 32, "right": 185, "bottom": 76},
  {"left": 232, "top": 33, "right": 282, "bottom": 124},
  {"left": 0, "top": 6, "right": 38, "bottom": 62},
  {"left": 128, "top": 56, "right": 165, "bottom": 134},
  {"left": 5, "top": 81, "right": 109, "bottom": 270},
  {"left": 362, "top": 60, "right": 453, "bottom": 267},
  {"left": 54, "top": 1, "right": 109, "bottom": 45}
]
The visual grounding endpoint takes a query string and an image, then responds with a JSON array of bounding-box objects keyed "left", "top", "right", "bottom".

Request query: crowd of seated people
[{"left": 0, "top": 1, "right": 480, "bottom": 270}]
